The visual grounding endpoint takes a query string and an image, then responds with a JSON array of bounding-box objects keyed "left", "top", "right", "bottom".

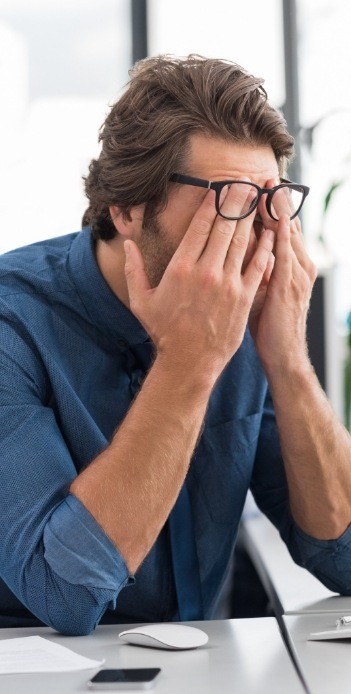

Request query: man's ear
[
  {"left": 108, "top": 205, "right": 130, "bottom": 237},
  {"left": 109, "top": 205, "right": 145, "bottom": 239}
]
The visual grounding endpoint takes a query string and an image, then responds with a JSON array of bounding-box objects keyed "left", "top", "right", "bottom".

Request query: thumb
[{"left": 124, "top": 240, "right": 150, "bottom": 306}]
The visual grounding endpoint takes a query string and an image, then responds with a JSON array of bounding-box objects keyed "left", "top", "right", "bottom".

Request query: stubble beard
[{"left": 137, "top": 214, "right": 179, "bottom": 288}]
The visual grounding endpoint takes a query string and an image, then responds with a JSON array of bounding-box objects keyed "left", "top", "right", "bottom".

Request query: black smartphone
[{"left": 88, "top": 668, "right": 161, "bottom": 690}]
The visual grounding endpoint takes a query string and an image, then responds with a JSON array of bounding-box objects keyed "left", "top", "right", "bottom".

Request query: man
[{"left": 1, "top": 55, "right": 351, "bottom": 635}]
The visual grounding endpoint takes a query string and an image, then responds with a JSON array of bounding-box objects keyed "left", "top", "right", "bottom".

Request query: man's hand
[
  {"left": 124, "top": 183, "right": 274, "bottom": 386},
  {"left": 249, "top": 179, "right": 317, "bottom": 377}
]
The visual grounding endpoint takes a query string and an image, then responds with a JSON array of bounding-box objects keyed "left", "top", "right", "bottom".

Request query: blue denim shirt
[{"left": 1, "top": 228, "right": 351, "bottom": 635}]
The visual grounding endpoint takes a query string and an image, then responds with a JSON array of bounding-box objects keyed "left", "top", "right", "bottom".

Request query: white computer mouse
[{"left": 118, "top": 623, "right": 209, "bottom": 650}]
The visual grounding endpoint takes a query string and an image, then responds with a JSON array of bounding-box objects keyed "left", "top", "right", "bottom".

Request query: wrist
[
  {"left": 260, "top": 339, "right": 311, "bottom": 379},
  {"left": 264, "top": 355, "right": 316, "bottom": 395},
  {"left": 152, "top": 352, "right": 218, "bottom": 401}
]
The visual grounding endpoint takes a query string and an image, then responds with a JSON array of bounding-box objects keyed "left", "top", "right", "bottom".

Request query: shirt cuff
[
  {"left": 288, "top": 521, "right": 351, "bottom": 566},
  {"left": 282, "top": 519, "right": 351, "bottom": 594},
  {"left": 44, "top": 494, "right": 133, "bottom": 591}
]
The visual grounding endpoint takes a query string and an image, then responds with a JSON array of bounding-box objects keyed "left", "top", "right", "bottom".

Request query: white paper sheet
[{"left": 0, "top": 635, "right": 104, "bottom": 674}]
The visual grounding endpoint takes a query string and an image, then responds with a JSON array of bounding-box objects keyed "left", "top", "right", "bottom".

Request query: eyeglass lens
[{"left": 217, "top": 182, "right": 303, "bottom": 221}]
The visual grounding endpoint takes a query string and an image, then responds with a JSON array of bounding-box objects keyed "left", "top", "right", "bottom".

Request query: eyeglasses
[{"left": 169, "top": 173, "right": 310, "bottom": 222}]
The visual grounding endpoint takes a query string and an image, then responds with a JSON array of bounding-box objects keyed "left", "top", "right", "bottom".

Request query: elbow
[
  {"left": 46, "top": 603, "right": 106, "bottom": 636},
  {"left": 53, "top": 622, "right": 97, "bottom": 637},
  {"left": 39, "top": 578, "right": 112, "bottom": 636},
  {"left": 313, "top": 569, "right": 351, "bottom": 596}
]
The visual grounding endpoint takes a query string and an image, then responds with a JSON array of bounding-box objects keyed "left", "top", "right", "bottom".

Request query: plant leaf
[{"left": 323, "top": 181, "right": 343, "bottom": 215}]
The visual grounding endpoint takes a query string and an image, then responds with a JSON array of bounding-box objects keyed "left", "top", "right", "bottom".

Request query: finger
[
  {"left": 253, "top": 218, "right": 264, "bottom": 240},
  {"left": 224, "top": 208, "right": 257, "bottom": 274},
  {"left": 257, "top": 191, "right": 278, "bottom": 232},
  {"left": 277, "top": 214, "right": 316, "bottom": 280},
  {"left": 289, "top": 219, "right": 306, "bottom": 259},
  {"left": 220, "top": 180, "right": 255, "bottom": 219},
  {"left": 257, "top": 178, "right": 294, "bottom": 230},
  {"left": 262, "top": 250, "right": 275, "bottom": 284},
  {"left": 270, "top": 186, "right": 294, "bottom": 220},
  {"left": 171, "top": 188, "right": 218, "bottom": 265},
  {"left": 289, "top": 233, "right": 318, "bottom": 283},
  {"left": 269, "top": 214, "right": 292, "bottom": 282},
  {"left": 242, "top": 228, "right": 275, "bottom": 292},
  {"left": 124, "top": 240, "right": 151, "bottom": 308},
  {"left": 203, "top": 181, "right": 257, "bottom": 269},
  {"left": 241, "top": 227, "right": 257, "bottom": 274}
]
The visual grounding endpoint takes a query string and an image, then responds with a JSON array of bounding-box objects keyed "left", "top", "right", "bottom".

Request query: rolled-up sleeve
[
  {"left": 281, "top": 520, "right": 351, "bottom": 595},
  {"left": 44, "top": 494, "right": 130, "bottom": 590}
]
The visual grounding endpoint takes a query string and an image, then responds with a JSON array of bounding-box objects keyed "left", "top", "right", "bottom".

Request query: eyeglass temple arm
[{"left": 169, "top": 174, "right": 211, "bottom": 189}]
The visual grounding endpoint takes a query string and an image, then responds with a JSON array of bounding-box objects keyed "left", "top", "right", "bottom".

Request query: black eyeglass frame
[{"left": 169, "top": 173, "right": 310, "bottom": 222}]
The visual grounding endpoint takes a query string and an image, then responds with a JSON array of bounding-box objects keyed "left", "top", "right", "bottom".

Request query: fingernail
[{"left": 124, "top": 240, "right": 131, "bottom": 255}]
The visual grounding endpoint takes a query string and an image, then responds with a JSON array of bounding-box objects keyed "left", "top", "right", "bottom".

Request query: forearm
[
  {"left": 70, "top": 358, "right": 213, "bottom": 574},
  {"left": 267, "top": 359, "right": 351, "bottom": 539}
]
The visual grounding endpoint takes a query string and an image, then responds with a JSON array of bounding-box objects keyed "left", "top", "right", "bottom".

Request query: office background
[{"left": 0, "top": 0, "right": 351, "bottom": 423}]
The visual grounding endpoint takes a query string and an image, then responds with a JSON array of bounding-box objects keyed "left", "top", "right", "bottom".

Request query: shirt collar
[{"left": 67, "top": 228, "right": 149, "bottom": 345}]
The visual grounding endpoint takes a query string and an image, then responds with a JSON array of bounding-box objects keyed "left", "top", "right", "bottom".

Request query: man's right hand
[{"left": 124, "top": 183, "right": 275, "bottom": 387}]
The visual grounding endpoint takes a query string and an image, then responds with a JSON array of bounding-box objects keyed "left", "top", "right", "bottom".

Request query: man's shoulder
[{"left": 0, "top": 231, "right": 80, "bottom": 299}]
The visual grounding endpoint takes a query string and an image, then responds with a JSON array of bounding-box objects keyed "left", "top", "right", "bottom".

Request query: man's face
[{"left": 136, "top": 133, "right": 280, "bottom": 287}]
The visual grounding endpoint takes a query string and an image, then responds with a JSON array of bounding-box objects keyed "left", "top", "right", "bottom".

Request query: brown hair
[{"left": 83, "top": 54, "right": 294, "bottom": 240}]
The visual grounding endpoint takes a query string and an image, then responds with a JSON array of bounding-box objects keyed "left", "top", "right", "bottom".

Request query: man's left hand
[{"left": 249, "top": 178, "right": 317, "bottom": 377}]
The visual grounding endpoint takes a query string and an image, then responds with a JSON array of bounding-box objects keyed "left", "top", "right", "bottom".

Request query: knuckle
[
  {"left": 231, "top": 233, "right": 247, "bottom": 250},
  {"left": 200, "top": 267, "right": 220, "bottom": 288},
  {"left": 253, "top": 256, "right": 266, "bottom": 274},
  {"left": 224, "top": 280, "right": 248, "bottom": 307},
  {"left": 259, "top": 237, "right": 274, "bottom": 253},
  {"left": 192, "top": 218, "right": 212, "bottom": 237},
  {"left": 172, "top": 259, "right": 192, "bottom": 279},
  {"left": 216, "top": 218, "right": 234, "bottom": 237},
  {"left": 124, "top": 263, "right": 135, "bottom": 279}
]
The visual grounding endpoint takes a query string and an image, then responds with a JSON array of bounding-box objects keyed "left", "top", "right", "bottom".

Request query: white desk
[
  {"left": 284, "top": 612, "right": 351, "bottom": 694},
  {"left": 0, "top": 619, "right": 304, "bottom": 694},
  {"left": 241, "top": 513, "right": 350, "bottom": 615}
]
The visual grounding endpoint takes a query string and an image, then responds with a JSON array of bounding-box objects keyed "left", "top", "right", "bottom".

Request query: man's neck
[{"left": 95, "top": 237, "right": 130, "bottom": 309}]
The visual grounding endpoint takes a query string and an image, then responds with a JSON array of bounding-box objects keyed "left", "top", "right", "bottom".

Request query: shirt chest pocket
[{"left": 191, "top": 413, "right": 262, "bottom": 524}]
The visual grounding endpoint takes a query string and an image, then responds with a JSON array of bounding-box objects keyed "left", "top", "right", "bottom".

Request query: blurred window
[
  {"left": 297, "top": 0, "right": 351, "bottom": 321},
  {"left": 148, "top": 0, "right": 285, "bottom": 108},
  {"left": 0, "top": 0, "right": 131, "bottom": 253}
]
